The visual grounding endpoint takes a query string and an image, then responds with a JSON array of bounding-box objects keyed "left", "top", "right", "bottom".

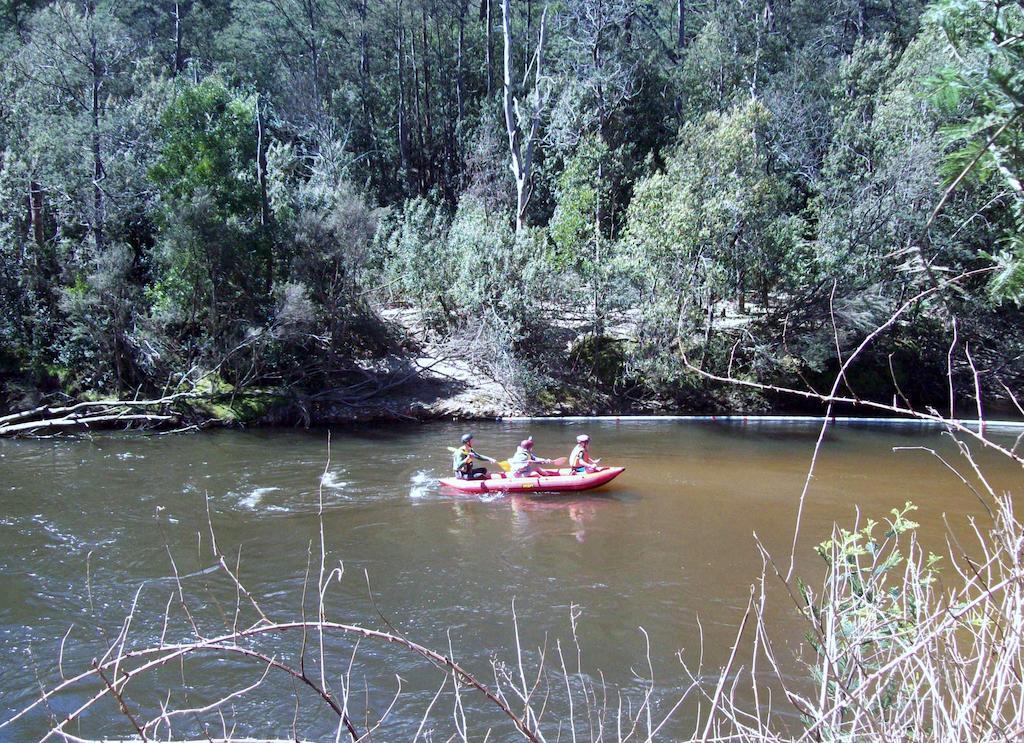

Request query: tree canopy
[{"left": 0, "top": 0, "right": 1020, "bottom": 416}]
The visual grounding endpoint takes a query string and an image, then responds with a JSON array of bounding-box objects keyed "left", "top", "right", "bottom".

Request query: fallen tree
[
  {"left": 0, "top": 351, "right": 477, "bottom": 436},
  {"left": 0, "top": 394, "right": 203, "bottom": 437}
]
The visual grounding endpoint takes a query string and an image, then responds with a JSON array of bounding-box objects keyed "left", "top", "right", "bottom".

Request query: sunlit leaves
[{"left": 930, "top": 0, "right": 1024, "bottom": 302}]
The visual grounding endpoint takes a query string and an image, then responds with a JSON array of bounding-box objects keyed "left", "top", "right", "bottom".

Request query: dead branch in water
[
  {"left": 0, "top": 412, "right": 178, "bottom": 436},
  {"left": 0, "top": 391, "right": 200, "bottom": 427},
  {"left": 0, "top": 393, "right": 203, "bottom": 437}
]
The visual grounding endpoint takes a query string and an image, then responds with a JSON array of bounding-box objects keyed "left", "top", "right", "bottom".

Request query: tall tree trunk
[
  {"left": 485, "top": 0, "right": 493, "bottom": 96},
  {"left": 738, "top": 267, "right": 746, "bottom": 314},
  {"left": 359, "top": 0, "right": 370, "bottom": 78},
  {"left": 435, "top": 11, "right": 456, "bottom": 203},
  {"left": 23, "top": 186, "right": 32, "bottom": 248},
  {"left": 700, "top": 290, "right": 715, "bottom": 368},
  {"left": 256, "top": 97, "right": 272, "bottom": 292},
  {"left": 593, "top": 37, "right": 606, "bottom": 136},
  {"left": 673, "top": 0, "right": 686, "bottom": 118},
  {"left": 457, "top": 1, "right": 466, "bottom": 125},
  {"left": 172, "top": 1, "right": 184, "bottom": 75},
  {"left": 501, "top": 0, "right": 547, "bottom": 233},
  {"left": 29, "top": 181, "right": 45, "bottom": 246},
  {"left": 396, "top": 8, "right": 411, "bottom": 188},
  {"left": 411, "top": 31, "right": 425, "bottom": 191},
  {"left": 750, "top": 4, "right": 762, "bottom": 98},
  {"left": 358, "top": 0, "right": 386, "bottom": 190},
  {"left": 421, "top": 8, "right": 433, "bottom": 189},
  {"left": 256, "top": 100, "right": 269, "bottom": 231},
  {"left": 525, "top": 0, "right": 531, "bottom": 75},
  {"left": 592, "top": 158, "right": 604, "bottom": 374},
  {"left": 678, "top": 0, "right": 686, "bottom": 49},
  {"left": 305, "top": 0, "right": 321, "bottom": 110},
  {"left": 88, "top": 0, "right": 105, "bottom": 256}
]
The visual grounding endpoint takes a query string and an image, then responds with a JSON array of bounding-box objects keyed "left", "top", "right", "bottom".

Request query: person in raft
[
  {"left": 509, "top": 437, "right": 555, "bottom": 477},
  {"left": 453, "top": 433, "right": 493, "bottom": 480},
  {"left": 569, "top": 434, "right": 601, "bottom": 473}
]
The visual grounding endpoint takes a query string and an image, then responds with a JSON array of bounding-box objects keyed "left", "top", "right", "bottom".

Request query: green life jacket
[{"left": 452, "top": 444, "right": 473, "bottom": 471}]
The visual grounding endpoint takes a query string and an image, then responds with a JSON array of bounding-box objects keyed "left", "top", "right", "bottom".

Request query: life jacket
[
  {"left": 452, "top": 444, "right": 474, "bottom": 471},
  {"left": 509, "top": 446, "right": 533, "bottom": 468},
  {"left": 569, "top": 444, "right": 587, "bottom": 468}
]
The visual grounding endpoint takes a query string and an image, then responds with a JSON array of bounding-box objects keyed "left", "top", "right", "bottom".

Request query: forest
[{"left": 1, "top": 0, "right": 1022, "bottom": 421}]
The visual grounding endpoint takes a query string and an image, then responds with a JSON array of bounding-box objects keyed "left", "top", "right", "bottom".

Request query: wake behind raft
[{"left": 438, "top": 467, "right": 625, "bottom": 494}]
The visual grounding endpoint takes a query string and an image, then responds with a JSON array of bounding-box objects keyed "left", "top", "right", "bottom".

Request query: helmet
[
  {"left": 576, "top": 434, "right": 590, "bottom": 443},
  {"left": 520, "top": 438, "right": 534, "bottom": 449},
  {"left": 461, "top": 433, "right": 473, "bottom": 444}
]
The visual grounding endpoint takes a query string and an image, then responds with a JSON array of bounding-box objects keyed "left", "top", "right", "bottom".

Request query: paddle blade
[
  {"left": 497, "top": 460, "right": 511, "bottom": 472},
  {"left": 550, "top": 456, "right": 568, "bottom": 466}
]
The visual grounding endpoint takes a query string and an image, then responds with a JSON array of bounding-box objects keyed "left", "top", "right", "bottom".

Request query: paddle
[
  {"left": 516, "top": 456, "right": 568, "bottom": 475},
  {"left": 445, "top": 448, "right": 568, "bottom": 473},
  {"left": 446, "top": 446, "right": 512, "bottom": 472}
]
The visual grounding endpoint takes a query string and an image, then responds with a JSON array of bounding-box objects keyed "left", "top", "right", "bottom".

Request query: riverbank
[
  {"left": 6, "top": 346, "right": 1023, "bottom": 434},
  {"left": 6, "top": 382, "right": 1022, "bottom": 437},
  {"left": 3, "top": 303, "right": 1019, "bottom": 435}
]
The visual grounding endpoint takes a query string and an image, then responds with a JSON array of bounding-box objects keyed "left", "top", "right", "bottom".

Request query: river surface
[{"left": 0, "top": 420, "right": 1020, "bottom": 740}]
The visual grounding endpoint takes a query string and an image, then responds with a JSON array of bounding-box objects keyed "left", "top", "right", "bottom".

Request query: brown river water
[{"left": 0, "top": 419, "right": 1020, "bottom": 740}]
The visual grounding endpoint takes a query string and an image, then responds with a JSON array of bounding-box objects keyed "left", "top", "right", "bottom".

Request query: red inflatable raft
[{"left": 438, "top": 467, "right": 625, "bottom": 494}]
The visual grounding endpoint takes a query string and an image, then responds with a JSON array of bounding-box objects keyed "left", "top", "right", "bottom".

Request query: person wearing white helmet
[
  {"left": 508, "top": 436, "right": 555, "bottom": 477},
  {"left": 569, "top": 434, "right": 601, "bottom": 473}
]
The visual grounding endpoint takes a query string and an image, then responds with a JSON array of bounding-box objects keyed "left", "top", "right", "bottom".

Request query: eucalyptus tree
[
  {"left": 545, "top": 0, "right": 639, "bottom": 354},
  {"left": 113, "top": 0, "right": 195, "bottom": 76},
  {"left": 220, "top": 0, "right": 350, "bottom": 134},
  {"left": 554, "top": 0, "right": 635, "bottom": 140},
  {"left": 624, "top": 101, "right": 799, "bottom": 374},
  {"left": 1, "top": 1, "right": 164, "bottom": 390},
  {"left": 9, "top": 1, "right": 139, "bottom": 258},
  {"left": 501, "top": 0, "right": 549, "bottom": 233}
]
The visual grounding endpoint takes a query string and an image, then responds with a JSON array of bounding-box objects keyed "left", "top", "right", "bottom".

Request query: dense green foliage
[{"left": 0, "top": 0, "right": 1021, "bottom": 414}]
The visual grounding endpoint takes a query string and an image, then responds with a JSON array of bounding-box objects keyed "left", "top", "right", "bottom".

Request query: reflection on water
[
  {"left": 508, "top": 494, "right": 603, "bottom": 543},
  {"left": 0, "top": 420, "right": 1019, "bottom": 739}
]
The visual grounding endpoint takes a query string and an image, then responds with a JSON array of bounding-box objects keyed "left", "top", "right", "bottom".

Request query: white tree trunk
[{"left": 501, "top": 0, "right": 547, "bottom": 233}]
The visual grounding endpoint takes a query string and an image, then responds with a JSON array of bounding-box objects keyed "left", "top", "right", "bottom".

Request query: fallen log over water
[
  {"left": 0, "top": 394, "right": 198, "bottom": 437},
  {"left": 0, "top": 352, "right": 486, "bottom": 435},
  {"left": 0, "top": 412, "right": 178, "bottom": 436}
]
